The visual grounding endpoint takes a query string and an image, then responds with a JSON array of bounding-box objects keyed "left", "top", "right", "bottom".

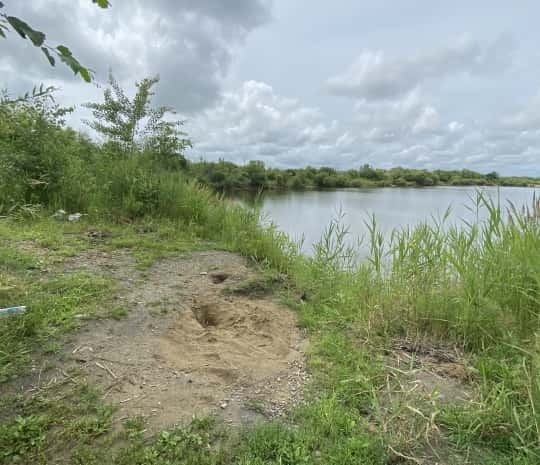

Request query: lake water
[{"left": 238, "top": 186, "right": 538, "bottom": 255}]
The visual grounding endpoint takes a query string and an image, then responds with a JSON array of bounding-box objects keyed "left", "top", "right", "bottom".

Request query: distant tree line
[{"left": 188, "top": 160, "right": 539, "bottom": 192}]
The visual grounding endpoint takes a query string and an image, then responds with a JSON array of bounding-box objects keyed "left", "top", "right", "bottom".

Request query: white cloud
[
  {"left": 353, "top": 89, "right": 444, "bottom": 141},
  {"left": 187, "top": 80, "right": 540, "bottom": 175},
  {"left": 412, "top": 106, "right": 440, "bottom": 134},
  {"left": 448, "top": 121, "right": 465, "bottom": 133},
  {"left": 188, "top": 80, "right": 348, "bottom": 165}
]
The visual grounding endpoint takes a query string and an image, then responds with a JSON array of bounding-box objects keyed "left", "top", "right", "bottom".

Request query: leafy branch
[
  {"left": 84, "top": 73, "right": 191, "bottom": 159},
  {"left": 0, "top": 1, "right": 110, "bottom": 82},
  {"left": 1, "top": 83, "right": 57, "bottom": 105}
]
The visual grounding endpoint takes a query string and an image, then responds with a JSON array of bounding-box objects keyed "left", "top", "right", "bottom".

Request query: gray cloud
[
  {"left": 500, "top": 90, "right": 540, "bottom": 131},
  {"left": 325, "top": 35, "right": 516, "bottom": 101},
  {"left": 0, "top": 0, "right": 272, "bottom": 112}
]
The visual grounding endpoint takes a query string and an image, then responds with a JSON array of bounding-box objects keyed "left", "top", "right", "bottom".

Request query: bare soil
[
  {"left": 32, "top": 250, "right": 308, "bottom": 432},
  {"left": 391, "top": 338, "right": 470, "bottom": 402}
]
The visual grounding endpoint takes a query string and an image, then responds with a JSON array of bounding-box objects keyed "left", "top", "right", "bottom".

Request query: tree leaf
[
  {"left": 56, "top": 45, "right": 72, "bottom": 57},
  {"left": 41, "top": 47, "right": 55, "bottom": 66},
  {"left": 6, "top": 16, "right": 45, "bottom": 46},
  {"left": 56, "top": 45, "right": 92, "bottom": 82},
  {"left": 78, "top": 67, "right": 92, "bottom": 83},
  {"left": 92, "top": 0, "right": 110, "bottom": 7}
]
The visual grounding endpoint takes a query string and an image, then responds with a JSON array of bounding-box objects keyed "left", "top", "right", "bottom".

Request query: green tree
[
  {"left": 84, "top": 73, "right": 191, "bottom": 159},
  {"left": 486, "top": 171, "right": 500, "bottom": 182},
  {"left": 0, "top": 1, "right": 109, "bottom": 82},
  {"left": 245, "top": 161, "right": 267, "bottom": 189}
]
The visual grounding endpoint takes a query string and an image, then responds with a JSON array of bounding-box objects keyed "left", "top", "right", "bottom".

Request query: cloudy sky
[{"left": 2, "top": 1, "right": 540, "bottom": 175}]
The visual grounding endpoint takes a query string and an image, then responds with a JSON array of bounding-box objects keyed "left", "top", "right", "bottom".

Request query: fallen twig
[
  {"left": 388, "top": 445, "right": 424, "bottom": 464},
  {"left": 95, "top": 361, "right": 117, "bottom": 379}
]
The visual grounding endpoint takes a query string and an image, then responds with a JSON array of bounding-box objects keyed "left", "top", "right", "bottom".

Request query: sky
[{"left": 1, "top": 1, "right": 540, "bottom": 176}]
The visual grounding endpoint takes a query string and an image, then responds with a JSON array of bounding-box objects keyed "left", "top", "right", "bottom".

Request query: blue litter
[{"left": 0, "top": 306, "right": 27, "bottom": 317}]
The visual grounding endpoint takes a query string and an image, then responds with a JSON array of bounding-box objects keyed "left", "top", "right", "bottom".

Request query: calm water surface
[{"left": 238, "top": 186, "right": 538, "bottom": 255}]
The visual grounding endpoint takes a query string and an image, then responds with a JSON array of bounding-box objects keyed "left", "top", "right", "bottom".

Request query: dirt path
[{"left": 54, "top": 250, "right": 308, "bottom": 432}]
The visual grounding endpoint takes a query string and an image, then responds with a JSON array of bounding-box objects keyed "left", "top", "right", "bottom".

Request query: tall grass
[
  {"left": 295, "top": 194, "right": 540, "bottom": 348},
  {"left": 288, "top": 194, "right": 540, "bottom": 459}
]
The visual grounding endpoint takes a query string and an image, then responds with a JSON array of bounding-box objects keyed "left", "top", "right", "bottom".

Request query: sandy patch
[{"left": 54, "top": 250, "right": 307, "bottom": 432}]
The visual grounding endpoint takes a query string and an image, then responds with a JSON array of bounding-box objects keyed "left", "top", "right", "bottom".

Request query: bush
[{"left": 0, "top": 93, "right": 75, "bottom": 211}]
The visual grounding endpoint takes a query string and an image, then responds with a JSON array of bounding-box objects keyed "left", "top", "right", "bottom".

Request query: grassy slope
[{"left": 0, "top": 194, "right": 539, "bottom": 465}]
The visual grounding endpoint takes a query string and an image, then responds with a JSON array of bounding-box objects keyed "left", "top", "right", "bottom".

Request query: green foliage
[
  {"left": 190, "top": 161, "right": 539, "bottom": 192},
  {"left": 245, "top": 160, "right": 268, "bottom": 189},
  {"left": 0, "top": 88, "right": 79, "bottom": 211},
  {"left": 0, "top": 415, "right": 49, "bottom": 462},
  {"left": 84, "top": 73, "right": 191, "bottom": 158}
]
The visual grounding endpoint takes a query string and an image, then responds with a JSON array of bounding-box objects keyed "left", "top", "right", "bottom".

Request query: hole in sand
[{"left": 192, "top": 303, "right": 220, "bottom": 328}]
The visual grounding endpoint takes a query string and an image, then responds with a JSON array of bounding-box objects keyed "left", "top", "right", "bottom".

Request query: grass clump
[
  {"left": 0, "top": 241, "right": 112, "bottom": 381},
  {"left": 224, "top": 270, "right": 288, "bottom": 297}
]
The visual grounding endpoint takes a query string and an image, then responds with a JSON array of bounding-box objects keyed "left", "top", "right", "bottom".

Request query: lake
[{"left": 237, "top": 186, "right": 538, "bottom": 256}]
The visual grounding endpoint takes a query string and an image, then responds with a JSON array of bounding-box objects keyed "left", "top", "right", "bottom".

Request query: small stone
[
  {"left": 220, "top": 402, "right": 228, "bottom": 409},
  {"left": 209, "top": 272, "right": 229, "bottom": 284},
  {"left": 199, "top": 272, "right": 208, "bottom": 276},
  {"left": 367, "top": 423, "right": 378, "bottom": 433}
]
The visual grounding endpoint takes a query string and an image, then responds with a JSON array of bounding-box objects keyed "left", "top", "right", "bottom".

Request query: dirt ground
[
  {"left": 390, "top": 339, "right": 470, "bottom": 403},
  {"left": 27, "top": 250, "right": 309, "bottom": 432}
]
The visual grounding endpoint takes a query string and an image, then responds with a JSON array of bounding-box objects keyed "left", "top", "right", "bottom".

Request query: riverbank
[
  {"left": 1, "top": 87, "right": 539, "bottom": 464},
  {"left": 1, "top": 196, "right": 538, "bottom": 464}
]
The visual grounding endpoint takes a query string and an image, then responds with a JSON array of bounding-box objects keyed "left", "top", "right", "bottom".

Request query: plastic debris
[
  {"left": 52, "top": 209, "right": 67, "bottom": 219},
  {"left": 0, "top": 306, "right": 27, "bottom": 317},
  {"left": 68, "top": 213, "right": 83, "bottom": 222}
]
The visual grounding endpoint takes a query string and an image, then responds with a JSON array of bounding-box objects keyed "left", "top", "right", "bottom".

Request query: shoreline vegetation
[
  {"left": 190, "top": 159, "right": 540, "bottom": 192},
  {"left": 1, "top": 80, "right": 539, "bottom": 464}
]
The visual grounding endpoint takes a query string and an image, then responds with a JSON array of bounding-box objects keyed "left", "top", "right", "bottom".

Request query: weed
[
  {"left": 0, "top": 415, "right": 49, "bottom": 463},
  {"left": 105, "top": 306, "right": 129, "bottom": 320},
  {"left": 223, "top": 271, "right": 287, "bottom": 297}
]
